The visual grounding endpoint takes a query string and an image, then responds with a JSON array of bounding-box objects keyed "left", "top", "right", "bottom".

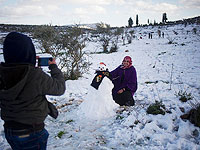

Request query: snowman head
[{"left": 98, "top": 62, "right": 108, "bottom": 71}]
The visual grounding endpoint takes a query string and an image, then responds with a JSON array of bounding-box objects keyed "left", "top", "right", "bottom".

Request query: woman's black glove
[{"left": 102, "top": 71, "right": 112, "bottom": 80}]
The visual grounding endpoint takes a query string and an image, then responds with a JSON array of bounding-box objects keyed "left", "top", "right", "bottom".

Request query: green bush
[
  {"left": 57, "top": 131, "right": 65, "bottom": 138},
  {"left": 177, "top": 90, "right": 193, "bottom": 102},
  {"left": 147, "top": 101, "right": 166, "bottom": 115},
  {"left": 145, "top": 81, "right": 158, "bottom": 84},
  {"left": 66, "top": 119, "right": 74, "bottom": 124},
  {"left": 116, "top": 115, "right": 124, "bottom": 120}
]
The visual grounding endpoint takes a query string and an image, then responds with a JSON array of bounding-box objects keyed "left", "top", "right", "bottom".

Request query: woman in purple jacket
[{"left": 110, "top": 56, "right": 137, "bottom": 106}]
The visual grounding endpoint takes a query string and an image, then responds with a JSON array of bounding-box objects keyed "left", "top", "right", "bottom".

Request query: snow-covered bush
[
  {"left": 128, "top": 30, "right": 134, "bottom": 44},
  {"left": 166, "top": 35, "right": 176, "bottom": 44},
  {"left": 192, "top": 28, "right": 197, "bottom": 34},
  {"left": 33, "top": 24, "right": 91, "bottom": 80},
  {"left": 96, "top": 22, "right": 112, "bottom": 53},
  {"left": 0, "top": 37, "right": 4, "bottom": 47},
  {"left": 33, "top": 24, "right": 61, "bottom": 57},
  {"left": 109, "top": 40, "right": 118, "bottom": 53},
  {"left": 109, "top": 28, "right": 124, "bottom": 52}
]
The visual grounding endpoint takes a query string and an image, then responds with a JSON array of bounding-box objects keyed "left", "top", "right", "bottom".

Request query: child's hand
[
  {"left": 117, "top": 88, "right": 125, "bottom": 94},
  {"left": 49, "top": 58, "right": 56, "bottom": 65}
]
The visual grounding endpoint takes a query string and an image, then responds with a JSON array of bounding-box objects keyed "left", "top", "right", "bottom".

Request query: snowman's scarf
[{"left": 91, "top": 71, "right": 106, "bottom": 90}]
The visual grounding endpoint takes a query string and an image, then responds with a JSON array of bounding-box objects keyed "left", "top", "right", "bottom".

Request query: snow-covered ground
[{"left": 0, "top": 24, "right": 200, "bottom": 150}]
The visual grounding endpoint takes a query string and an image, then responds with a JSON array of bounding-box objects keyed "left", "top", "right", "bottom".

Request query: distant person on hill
[
  {"left": 158, "top": 30, "right": 161, "bottom": 38},
  {"left": 148, "top": 33, "right": 151, "bottom": 39},
  {"left": 107, "top": 56, "right": 137, "bottom": 106},
  {"left": 0, "top": 32, "right": 66, "bottom": 150},
  {"left": 148, "top": 33, "right": 152, "bottom": 39},
  {"left": 162, "top": 32, "right": 165, "bottom": 38}
]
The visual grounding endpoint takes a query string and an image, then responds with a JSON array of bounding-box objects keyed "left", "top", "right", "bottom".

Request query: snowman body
[{"left": 78, "top": 63, "right": 119, "bottom": 120}]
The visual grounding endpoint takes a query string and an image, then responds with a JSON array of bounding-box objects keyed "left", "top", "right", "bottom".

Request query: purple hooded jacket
[{"left": 110, "top": 65, "right": 137, "bottom": 97}]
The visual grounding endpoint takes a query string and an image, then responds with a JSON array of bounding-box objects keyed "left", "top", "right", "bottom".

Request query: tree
[
  {"left": 136, "top": 14, "right": 139, "bottom": 26},
  {"left": 128, "top": 17, "right": 133, "bottom": 27},
  {"left": 96, "top": 22, "right": 112, "bottom": 53},
  {"left": 162, "top": 13, "right": 168, "bottom": 23},
  {"left": 33, "top": 24, "right": 60, "bottom": 57},
  {"left": 110, "top": 28, "right": 124, "bottom": 52},
  {"left": 60, "top": 26, "right": 90, "bottom": 80},
  {"left": 154, "top": 20, "right": 158, "bottom": 25},
  {"left": 33, "top": 24, "right": 90, "bottom": 80},
  {"left": 147, "top": 19, "right": 150, "bottom": 25}
]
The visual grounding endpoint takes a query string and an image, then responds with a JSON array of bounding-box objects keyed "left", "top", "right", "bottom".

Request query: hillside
[{"left": 0, "top": 23, "right": 200, "bottom": 150}]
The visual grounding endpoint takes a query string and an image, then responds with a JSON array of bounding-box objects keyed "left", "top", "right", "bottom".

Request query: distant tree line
[
  {"left": 128, "top": 13, "right": 168, "bottom": 27},
  {"left": 127, "top": 13, "right": 200, "bottom": 27},
  {"left": 0, "top": 15, "right": 199, "bottom": 34},
  {"left": 128, "top": 14, "right": 139, "bottom": 27}
]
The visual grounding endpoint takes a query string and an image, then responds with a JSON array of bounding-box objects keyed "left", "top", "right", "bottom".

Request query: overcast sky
[{"left": 0, "top": 0, "right": 200, "bottom": 27}]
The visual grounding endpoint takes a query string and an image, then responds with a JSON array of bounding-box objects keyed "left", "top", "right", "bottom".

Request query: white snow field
[{"left": 0, "top": 23, "right": 200, "bottom": 150}]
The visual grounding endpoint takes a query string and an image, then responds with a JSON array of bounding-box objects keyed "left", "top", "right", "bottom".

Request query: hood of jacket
[{"left": 3, "top": 32, "right": 36, "bottom": 66}]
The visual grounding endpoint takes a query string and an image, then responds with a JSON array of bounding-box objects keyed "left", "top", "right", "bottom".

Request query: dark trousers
[
  {"left": 113, "top": 90, "right": 135, "bottom": 106},
  {"left": 4, "top": 128, "right": 49, "bottom": 150}
]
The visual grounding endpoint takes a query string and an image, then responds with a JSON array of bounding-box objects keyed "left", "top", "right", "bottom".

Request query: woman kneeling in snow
[{"left": 109, "top": 56, "right": 137, "bottom": 106}]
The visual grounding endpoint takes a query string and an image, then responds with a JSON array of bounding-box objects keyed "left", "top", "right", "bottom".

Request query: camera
[{"left": 37, "top": 57, "right": 53, "bottom": 66}]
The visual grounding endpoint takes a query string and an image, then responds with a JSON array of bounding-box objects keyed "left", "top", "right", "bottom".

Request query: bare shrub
[
  {"left": 96, "top": 22, "right": 112, "bottom": 53},
  {"left": 175, "top": 90, "right": 193, "bottom": 102},
  {"left": 109, "top": 28, "right": 124, "bottom": 52},
  {"left": 33, "top": 24, "right": 91, "bottom": 80},
  {"left": 33, "top": 24, "right": 61, "bottom": 57},
  {"left": 192, "top": 28, "right": 197, "bottom": 34},
  {"left": 166, "top": 33, "right": 176, "bottom": 44}
]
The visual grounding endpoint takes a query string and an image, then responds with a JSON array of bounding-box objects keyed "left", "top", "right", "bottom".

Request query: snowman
[{"left": 77, "top": 62, "right": 119, "bottom": 120}]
